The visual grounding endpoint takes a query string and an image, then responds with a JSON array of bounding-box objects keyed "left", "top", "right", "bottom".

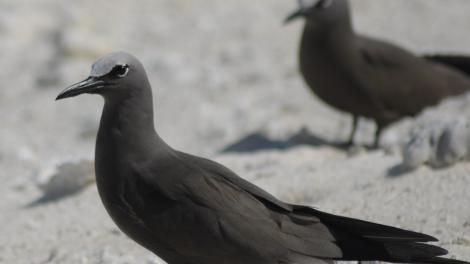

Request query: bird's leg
[
  {"left": 347, "top": 115, "right": 359, "bottom": 146},
  {"left": 373, "top": 123, "right": 383, "bottom": 149}
]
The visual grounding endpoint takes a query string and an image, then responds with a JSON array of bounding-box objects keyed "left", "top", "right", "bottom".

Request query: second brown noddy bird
[
  {"left": 286, "top": 0, "right": 470, "bottom": 147},
  {"left": 56, "top": 52, "right": 468, "bottom": 264}
]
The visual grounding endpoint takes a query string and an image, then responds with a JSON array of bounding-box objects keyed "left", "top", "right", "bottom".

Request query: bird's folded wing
[
  {"left": 177, "top": 151, "right": 293, "bottom": 212},
  {"left": 176, "top": 153, "right": 349, "bottom": 260}
]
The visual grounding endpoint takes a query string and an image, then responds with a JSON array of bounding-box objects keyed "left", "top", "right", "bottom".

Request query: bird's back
[{"left": 355, "top": 35, "right": 470, "bottom": 119}]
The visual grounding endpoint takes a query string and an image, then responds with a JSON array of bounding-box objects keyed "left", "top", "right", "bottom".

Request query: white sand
[{"left": 1, "top": 0, "right": 469, "bottom": 263}]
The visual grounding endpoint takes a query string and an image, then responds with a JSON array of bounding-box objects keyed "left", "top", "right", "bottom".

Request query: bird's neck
[
  {"left": 299, "top": 20, "right": 356, "bottom": 74},
  {"left": 96, "top": 89, "right": 170, "bottom": 166},
  {"left": 301, "top": 20, "right": 354, "bottom": 51},
  {"left": 298, "top": 20, "right": 359, "bottom": 104}
]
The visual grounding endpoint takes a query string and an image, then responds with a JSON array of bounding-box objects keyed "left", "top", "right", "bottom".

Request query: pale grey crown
[
  {"left": 299, "top": 0, "right": 333, "bottom": 9},
  {"left": 90, "top": 52, "right": 132, "bottom": 78}
]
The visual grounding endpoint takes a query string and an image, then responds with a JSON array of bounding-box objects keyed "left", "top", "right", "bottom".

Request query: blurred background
[{"left": 1, "top": 0, "right": 470, "bottom": 263}]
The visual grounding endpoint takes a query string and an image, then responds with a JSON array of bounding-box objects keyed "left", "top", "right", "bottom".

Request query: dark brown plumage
[
  {"left": 56, "top": 52, "right": 468, "bottom": 264},
  {"left": 286, "top": 0, "right": 470, "bottom": 147}
]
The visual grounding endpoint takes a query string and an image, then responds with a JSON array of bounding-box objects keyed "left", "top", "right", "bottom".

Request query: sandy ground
[{"left": 1, "top": 0, "right": 470, "bottom": 263}]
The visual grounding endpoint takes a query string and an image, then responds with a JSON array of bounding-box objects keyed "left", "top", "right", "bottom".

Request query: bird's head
[
  {"left": 284, "top": 0, "right": 349, "bottom": 25},
  {"left": 56, "top": 52, "right": 150, "bottom": 101}
]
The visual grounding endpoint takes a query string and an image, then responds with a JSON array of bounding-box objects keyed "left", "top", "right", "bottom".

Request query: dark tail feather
[
  {"left": 424, "top": 54, "right": 470, "bottom": 77},
  {"left": 292, "top": 206, "right": 469, "bottom": 264},
  {"left": 293, "top": 205, "right": 438, "bottom": 242},
  {"left": 423, "top": 257, "right": 470, "bottom": 264},
  {"left": 384, "top": 242, "right": 450, "bottom": 263},
  {"left": 385, "top": 242, "right": 448, "bottom": 258}
]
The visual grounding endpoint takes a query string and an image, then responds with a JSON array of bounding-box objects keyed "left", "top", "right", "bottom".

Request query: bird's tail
[
  {"left": 381, "top": 242, "right": 467, "bottom": 264},
  {"left": 422, "top": 257, "right": 470, "bottom": 264},
  {"left": 424, "top": 54, "right": 470, "bottom": 82},
  {"left": 291, "top": 205, "right": 469, "bottom": 264}
]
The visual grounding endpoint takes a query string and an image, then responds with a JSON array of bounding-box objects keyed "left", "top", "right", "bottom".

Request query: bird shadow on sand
[
  {"left": 220, "top": 128, "right": 351, "bottom": 154},
  {"left": 386, "top": 164, "right": 416, "bottom": 178},
  {"left": 23, "top": 190, "right": 84, "bottom": 209},
  {"left": 387, "top": 161, "right": 460, "bottom": 178}
]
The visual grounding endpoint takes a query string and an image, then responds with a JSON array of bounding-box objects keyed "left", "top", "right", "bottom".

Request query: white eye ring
[{"left": 115, "top": 64, "right": 129, "bottom": 78}]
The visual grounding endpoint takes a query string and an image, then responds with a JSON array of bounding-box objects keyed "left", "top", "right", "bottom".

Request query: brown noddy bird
[
  {"left": 286, "top": 0, "right": 470, "bottom": 147},
  {"left": 56, "top": 52, "right": 468, "bottom": 264}
]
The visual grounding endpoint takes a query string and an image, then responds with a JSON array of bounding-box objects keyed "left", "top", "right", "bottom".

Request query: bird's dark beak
[
  {"left": 284, "top": 7, "right": 308, "bottom": 24},
  {"left": 56, "top": 77, "right": 107, "bottom": 100}
]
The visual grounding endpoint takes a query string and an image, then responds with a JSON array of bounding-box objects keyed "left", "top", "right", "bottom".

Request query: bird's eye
[
  {"left": 315, "top": 0, "right": 333, "bottom": 9},
  {"left": 111, "top": 64, "right": 129, "bottom": 78}
]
